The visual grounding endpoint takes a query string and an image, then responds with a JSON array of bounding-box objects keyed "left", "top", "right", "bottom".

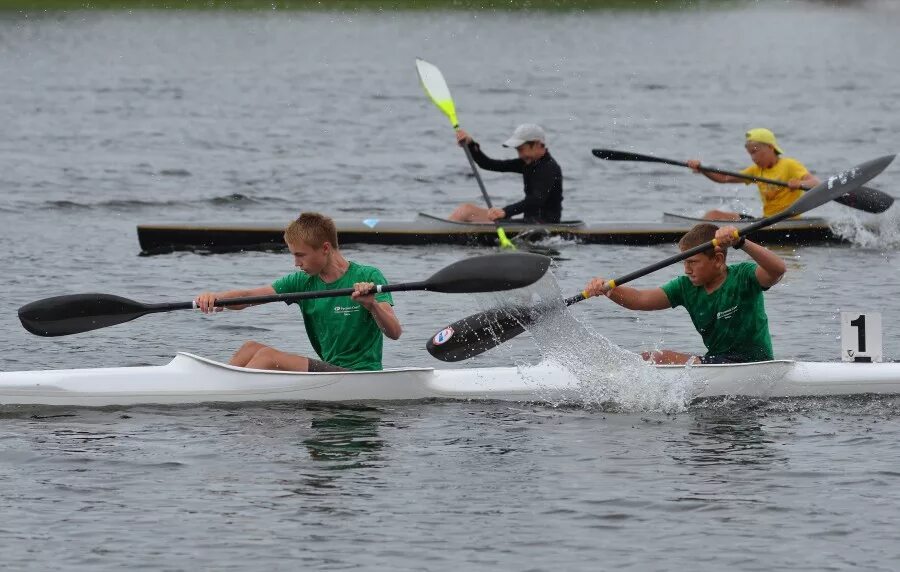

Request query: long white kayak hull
[{"left": 1, "top": 353, "right": 899, "bottom": 407}]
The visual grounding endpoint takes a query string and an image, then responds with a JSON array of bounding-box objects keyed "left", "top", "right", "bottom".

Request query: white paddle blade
[{"left": 415, "top": 58, "right": 458, "bottom": 127}]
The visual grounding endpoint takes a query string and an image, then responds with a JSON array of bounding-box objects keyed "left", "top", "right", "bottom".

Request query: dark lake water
[{"left": 2, "top": 3, "right": 900, "bottom": 570}]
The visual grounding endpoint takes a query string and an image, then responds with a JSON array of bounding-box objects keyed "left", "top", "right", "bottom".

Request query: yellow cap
[{"left": 745, "top": 128, "right": 783, "bottom": 155}]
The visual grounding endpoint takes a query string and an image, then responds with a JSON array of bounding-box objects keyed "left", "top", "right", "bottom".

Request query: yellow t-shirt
[{"left": 741, "top": 157, "right": 810, "bottom": 217}]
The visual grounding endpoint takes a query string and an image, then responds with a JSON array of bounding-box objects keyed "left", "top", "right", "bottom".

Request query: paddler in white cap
[{"left": 449, "top": 123, "right": 564, "bottom": 224}]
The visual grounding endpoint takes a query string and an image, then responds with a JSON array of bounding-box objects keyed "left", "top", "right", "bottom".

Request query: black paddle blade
[
  {"left": 833, "top": 186, "right": 894, "bottom": 214},
  {"left": 18, "top": 294, "right": 151, "bottom": 337},
  {"left": 595, "top": 147, "right": 895, "bottom": 215},
  {"left": 426, "top": 294, "right": 587, "bottom": 362},
  {"left": 593, "top": 149, "right": 649, "bottom": 162},
  {"left": 591, "top": 148, "right": 681, "bottom": 166},
  {"left": 424, "top": 252, "right": 551, "bottom": 294},
  {"left": 426, "top": 306, "right": 531, "bottom": 362},
  {"left": 788, "top": 155, "right": 896, "bottom": 216}
]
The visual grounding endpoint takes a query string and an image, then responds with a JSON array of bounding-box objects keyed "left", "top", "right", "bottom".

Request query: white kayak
[{"left": 1, "top": 352, "right": 900, "bottom": 407}]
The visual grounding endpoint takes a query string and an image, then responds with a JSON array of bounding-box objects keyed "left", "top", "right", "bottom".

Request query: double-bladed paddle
[
  {"left": 19, "top": 252, "right": 551, "bottom": 337},
  {"left": 592, "top": 148, "right": 894, "bottom": 214},
  {"left": 426, "top": 155, "right": 896, "bottom": 362},
  {"left": 415, "top": 58, "right": 515, "bottom": 250}
]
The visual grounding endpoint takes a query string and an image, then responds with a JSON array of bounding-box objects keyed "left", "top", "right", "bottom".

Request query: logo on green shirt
[{"left": 272, "top": 262, "right": 394, "bottom": 370}]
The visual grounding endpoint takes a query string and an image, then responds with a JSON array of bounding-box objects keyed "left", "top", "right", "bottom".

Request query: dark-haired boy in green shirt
[{"left": 584, "top": 223, "right": 786, "bottom": 364}]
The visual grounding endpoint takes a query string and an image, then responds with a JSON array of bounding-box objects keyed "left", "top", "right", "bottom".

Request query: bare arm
[
  {"left": 743, "top": 240, "right": 786, "bottom": 288},
  {"left": 352, "top": 283, "right": 402, "bottom": 340},
  {"left": 703, "top": 171, "right": 744, "bottom": 184},
  {"left": 797, "top": 172, "right": 821, "bottom": 190},
  {"left": 608, "top": 286, "right": 672, "bottom": 311},
  {"left": 196, "top": 285, "right": 276, "bottom": 313},
  {"left": 585, "top": 278, "right": 672, "bottom": 311},
  {"left": 369, "top": 302, "right": 402, "bottom": 340},
  {"left": 687, "top": 160, "right": 745, "bottom": 184},
  {"left": 715, "top": 226, "right": 786, "bottom": 288}
]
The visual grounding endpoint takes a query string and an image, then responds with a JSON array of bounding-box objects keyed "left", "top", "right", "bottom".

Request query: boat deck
[
  {"left": 137, "top": 212, "right": 842, "bottom": 254},
  {"left": 2, "top": 352, "right": 900, "bottom": 407}
]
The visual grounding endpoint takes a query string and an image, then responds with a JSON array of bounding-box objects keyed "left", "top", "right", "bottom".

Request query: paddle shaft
[
  {"left": 558, "top": 212, "right": 790, "bottom": 311},
  {"left": 592, "top": 149, "right": 892, "bottom": 211},
  {"left": 203, "top": 282, "right": 427, "bottom": 310},
  {"left": 460, "top": 137, "right": 517, "bottom": 250},
  {"left": 455, "top": 129, "right": 515, "bottom": 247},
  {"left": 20, "top": 251, "right": 553, "bottom": 337},
  {"left": 605, "top": 151, "right": 840, "bottom": 190},
  {"left": 80, "top": 282, "right": 429, "bottom": 319},
  {"left": 459, "top": 135, "right": 494, "bottom": 209},
  {"left": 692, "top": 163, "right": 824, "bottom": 192},
  {"left": 614, "top": 211, "right": 791, "bottom": 287},
  {"left": 426, "top": 211, "right": 804, "bottom": 360},
  {"left": 426, "top": 155, "right": 896, "bottom": 361},
  {"left": 414, "top": 58, "right": 512, "bottom": 246}
]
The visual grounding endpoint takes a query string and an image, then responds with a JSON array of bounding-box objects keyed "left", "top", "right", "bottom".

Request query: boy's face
[
  {"left": 516, "top": 141, "right": 544, "bottom": 164},
  {"left": 682, "top": 250, "right": 725, "bottom": 286},
  {"left": 286, "top": 238, "right": 330, "bottom": 276},
  {"left": 745, "top": 142, "right": 777, "bottom": 167}
]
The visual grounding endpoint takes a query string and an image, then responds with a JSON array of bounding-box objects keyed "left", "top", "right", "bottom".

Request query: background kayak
[{"left": 136, "top": 212, "right": 854, "bottom": 254}]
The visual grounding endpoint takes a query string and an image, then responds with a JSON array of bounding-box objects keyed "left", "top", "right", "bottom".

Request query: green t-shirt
[
  {"left": 271, "top": 262, "right": 394, "bottom": 371},
  {"left": 660, "top": 261, "right": 774, "bottom": 361}
]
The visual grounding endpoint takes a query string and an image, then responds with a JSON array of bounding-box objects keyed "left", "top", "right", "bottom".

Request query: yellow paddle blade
[
  {"left": 496, "top": 228, "right": 516, "bottom": 250},
  {"left": 415, "top": 58, "right": 459, "bottom": 128}
]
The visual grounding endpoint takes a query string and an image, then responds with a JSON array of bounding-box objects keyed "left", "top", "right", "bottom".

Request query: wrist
[{"left": 733, "top": 236, "right": 746, "bottom": 250}]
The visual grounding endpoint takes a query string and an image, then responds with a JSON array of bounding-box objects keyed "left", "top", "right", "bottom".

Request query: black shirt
[{"left": 467, "top": 142, "right": 564, "bottom": 223}]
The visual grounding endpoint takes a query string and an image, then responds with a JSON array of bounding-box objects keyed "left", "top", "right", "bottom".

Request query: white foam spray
[
  {"left": 829, "top": 209, "right": 900, "bottom": 249},
  {"left": 475, "top": 273, "right": 695, "bottom": 412}
]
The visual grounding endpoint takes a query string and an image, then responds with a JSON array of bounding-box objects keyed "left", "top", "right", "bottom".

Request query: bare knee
[
  {"left": 230, "top": 340, "right": 268, "bottom": 366},
  {"left": 703, "top": 210, "right": 740, "bottom": 221},
  {"left": 245, "top": 347, "right": 309, "bottom": 371},
  {"left": 251, "top": 346, "right": 278, "bottom": 366},
  {"left": 450, "top": 203, "right": 478, "bottom": 221},
  {"left": 238, "top": 340, "right": 265, "bottom": 353}
]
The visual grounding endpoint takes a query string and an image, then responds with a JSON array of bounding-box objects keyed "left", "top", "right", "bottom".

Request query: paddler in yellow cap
[{"left": 686, "top": 128, "right": 821, "bottom": 221}]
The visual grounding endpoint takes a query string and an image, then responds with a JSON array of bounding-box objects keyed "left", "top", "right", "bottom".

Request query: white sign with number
[{"left": 840, "top": 312, "right": 882, "bottom": 362}]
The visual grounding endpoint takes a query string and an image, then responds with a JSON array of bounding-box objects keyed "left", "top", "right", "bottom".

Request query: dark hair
[{"left": 678, "top": 223, "right": 722, "bottom": 258}]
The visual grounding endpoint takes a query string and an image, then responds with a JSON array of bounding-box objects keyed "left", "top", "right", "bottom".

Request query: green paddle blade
[
  {"left": 18, "top": 294, "right": 159, "bottom": 337},
  {"left": 496, "top": 228, "right": 516, "bottom": 250}
]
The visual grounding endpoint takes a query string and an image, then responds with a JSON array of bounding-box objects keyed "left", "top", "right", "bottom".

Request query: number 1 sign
[{"left": 841, "top": 312, "right": 883, "bottom": 362}]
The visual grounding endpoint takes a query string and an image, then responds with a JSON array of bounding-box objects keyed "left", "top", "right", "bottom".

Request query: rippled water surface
[{"left": 2, "top": 2, "right": 900, "bottom": 570}]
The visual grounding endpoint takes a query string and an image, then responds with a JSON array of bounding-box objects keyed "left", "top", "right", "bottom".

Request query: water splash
[
  {"left": 829, "top": 209, "right": 900, "bottom": 248},
  {"left": 475, "top": 273, "right": 694, "bottom": 413}
]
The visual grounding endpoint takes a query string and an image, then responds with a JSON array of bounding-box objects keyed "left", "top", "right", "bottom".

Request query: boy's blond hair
[
  {"left": 284, "top": 212, "right": 339, "bottom": 249},
  {"left": 678, "top": 223, "right": 725, "bottom": 258}
]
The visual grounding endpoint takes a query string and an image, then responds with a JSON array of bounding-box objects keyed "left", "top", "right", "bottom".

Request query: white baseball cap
[{"left": 502, "top": 123, "right": 546, "bottom": 148}]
